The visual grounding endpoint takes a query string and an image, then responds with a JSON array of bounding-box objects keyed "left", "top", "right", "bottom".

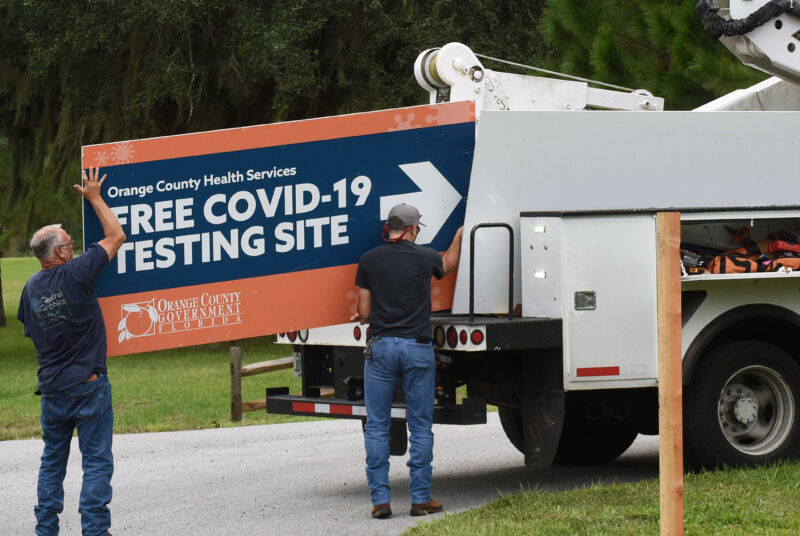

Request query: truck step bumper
[{"left": 266, "top": 387, "right": 487, "bottom": 425}]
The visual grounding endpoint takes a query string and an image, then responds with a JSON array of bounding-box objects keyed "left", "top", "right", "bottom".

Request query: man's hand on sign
[
  {"left": 350, "top": 311, "right": 368, "bottom": 324},
  {"left": 76, "top": 166, "right": 127, "bottom": 261},
  {"left": 75, "top": 167, "right": 107, "bottom": 200},
  {"left": 443, "top": 226, "right": 464, "bottom": 275}
]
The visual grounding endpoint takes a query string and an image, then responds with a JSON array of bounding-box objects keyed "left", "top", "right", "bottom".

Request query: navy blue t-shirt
[
  {"left": 355, "top": 240, "right": 445, "bottom": 339},
  {"left": 18, "top": 244, "right": 110, "bottom": 393}
]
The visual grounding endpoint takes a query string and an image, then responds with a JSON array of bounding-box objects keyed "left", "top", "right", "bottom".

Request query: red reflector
[
  {"left": 353, "top": 326, "right": 362, "bottom": 340},
  {"left": 292, "top": 402, "right": 316, "bottom": 413},
  {"left": 330, "top": 404, "right": 353, "bottom": 416},
  {"left": 459, "top": 330, "right": 467, "bottom": 344},
  {"left": 576, "top": 366, "right": 620, "bottom": 377},
  {"left": 446, "top": 326, "right": 458, "bottom": 348},
  {"left": 470, "top": 330, "right": 484, "bottom": 345},
  {"left": 287, "top": 331, "right": 297, "bottom": 342}
]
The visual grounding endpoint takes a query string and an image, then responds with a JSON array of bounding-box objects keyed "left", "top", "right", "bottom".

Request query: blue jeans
[
  {"left": 363, "top": 337, "right": 436, "bottom": 505},
  {"left": 36, "top": 374, "right": 113, "bottom": 536}
]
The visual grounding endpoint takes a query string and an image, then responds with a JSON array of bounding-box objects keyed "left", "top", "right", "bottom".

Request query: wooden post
[
  {"left": 230, "top": 346, "right": 243, "bottom": 422},
  {"left": 656, "top": 212, "right": 684, "bottom": 536}
]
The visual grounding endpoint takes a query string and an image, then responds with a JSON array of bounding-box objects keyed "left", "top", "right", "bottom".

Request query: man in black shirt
[{"left": 352, "top": 203, "right": 462, "bottom": 519}]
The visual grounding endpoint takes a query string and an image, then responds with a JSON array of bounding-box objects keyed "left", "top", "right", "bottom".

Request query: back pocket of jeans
[
  {"left": 73, "top": 382, "right": 105, "bottom": 421},
  {"left": 370, "top": 339, "right": 388, "bottom": 359},
  {"left": 408, "top": 343, "right": 434, "bottom": 368}
]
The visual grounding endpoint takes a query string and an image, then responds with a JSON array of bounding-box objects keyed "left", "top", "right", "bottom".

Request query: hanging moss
[{"left": 0, "top": 0, "right": 549, "bottom": 256}]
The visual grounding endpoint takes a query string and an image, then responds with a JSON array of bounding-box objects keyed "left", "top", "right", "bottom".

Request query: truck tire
[
  {"left": 685, "top": 341, "right": 800, "bottom": 468},
  {"left": 498, "top": 405, "right": 637, "bottom": 465},
  {"left": 498, "top": 406, "right": 524, "bottom": 453},
  {"left": 552, "top": 412, "right": 638, "bottom": 465}
]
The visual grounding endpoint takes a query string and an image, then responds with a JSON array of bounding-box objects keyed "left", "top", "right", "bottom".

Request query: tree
[
  {"left": 0, "top": 0, "right": 549, "bottom": 254},
  {"left": 539, "top": 0, "right": 767, "bottom": 110},
  {"left": 0, "top": 0, "right": 550, "bottom": 325}
]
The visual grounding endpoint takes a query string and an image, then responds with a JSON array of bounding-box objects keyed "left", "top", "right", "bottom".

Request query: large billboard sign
[{"left": 81, "top": 101, "right": 476, "bottom": 356}]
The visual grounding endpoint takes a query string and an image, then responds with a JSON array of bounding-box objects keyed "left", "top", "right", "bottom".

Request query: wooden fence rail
[{"left": 230, "top": 346, "right": 294, "bottom": 421}]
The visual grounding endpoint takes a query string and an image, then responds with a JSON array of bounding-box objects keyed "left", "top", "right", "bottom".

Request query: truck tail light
[
  {"left": 434, "top": 325, "right": 446, "bottom": 347},
  {"left": 287, "top": 331, "right": 297, "bottom": 342},
  {"left": 353, "top": 326, "right": 362, "bottom": 340},
  {"left": 470, "top": 330, "right": 484, "bottom": 345},
  {"left": 459, "top": 330, "right": 468, "bottom": 344},
  {"left": 298, "top": 329, "right": 309, "bottom": 342},
  {"left": 446, "top": 326, "right": 458, "bottom": 348}
]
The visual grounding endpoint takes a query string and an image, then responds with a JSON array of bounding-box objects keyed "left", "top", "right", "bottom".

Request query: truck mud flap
[
  {"left": 523, "top": 391, "right": 565, "bottom": 467},
  {"left": 266, "top": 387, "right": 487, "bottom": 425}
]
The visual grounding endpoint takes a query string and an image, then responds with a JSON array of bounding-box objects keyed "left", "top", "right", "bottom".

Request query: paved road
[{"left": 0, "top": 414, "right": 659, "bottom": 535}]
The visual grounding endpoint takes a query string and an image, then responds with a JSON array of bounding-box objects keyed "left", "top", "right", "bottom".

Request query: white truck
[{"left": 267, "top": 0, "right": 800, "bottom": 468}]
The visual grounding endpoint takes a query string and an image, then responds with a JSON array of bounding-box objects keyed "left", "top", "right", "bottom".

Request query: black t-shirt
[
  {"left": 355, "top": 240, "right": 445, "bottom": 339},
  {"left": 18, "top": 244, "right": 110, "bottom": 393}
]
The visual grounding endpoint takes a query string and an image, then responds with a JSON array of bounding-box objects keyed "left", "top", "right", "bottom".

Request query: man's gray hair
[{"left": 30, "top": 224, "right": 64, "bottom": 261}]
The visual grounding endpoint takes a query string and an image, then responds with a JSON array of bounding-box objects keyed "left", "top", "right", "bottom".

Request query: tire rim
[{"left": 717, "top": 365, "right": 795, "bottom": 456}]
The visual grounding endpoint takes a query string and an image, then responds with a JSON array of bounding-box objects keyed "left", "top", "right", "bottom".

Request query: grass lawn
[
  {"left": 406, "top": 461, "right": 800, "bottom": 535},
  {"left": 1, "top": 256, "right": 309, "bottom": 441}
]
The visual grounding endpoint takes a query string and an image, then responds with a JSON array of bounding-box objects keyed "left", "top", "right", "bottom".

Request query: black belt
[{"left": 373, "top": 336, "right": 432, "bottom": 344}]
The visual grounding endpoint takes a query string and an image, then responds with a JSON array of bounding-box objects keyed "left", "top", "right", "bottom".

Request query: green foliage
[
  {"left": 0, "top": 0, "right": 775, "bottom": 256},
  {"left": 540, "top": 0, "right": 768, "bottom": 110},
  {"left": 0, "top": 0, "right": 548, "bottom": 254}
]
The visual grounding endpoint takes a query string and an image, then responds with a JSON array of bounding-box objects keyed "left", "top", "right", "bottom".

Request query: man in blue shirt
[
  {"left": 18, "top": 167, "right": 126, "bottom": 536},
  {"left": 352, "top": 204, "right": 462, "bottom": 519}
]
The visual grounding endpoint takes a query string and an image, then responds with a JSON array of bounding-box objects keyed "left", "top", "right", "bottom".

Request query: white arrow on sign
[{"left": 379, "top": 161, "right": 462, "bottom": 245}]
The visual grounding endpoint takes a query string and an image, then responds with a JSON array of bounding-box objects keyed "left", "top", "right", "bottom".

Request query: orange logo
[{"left": 118, "top": 300, "right": 158, "bottom": 343}]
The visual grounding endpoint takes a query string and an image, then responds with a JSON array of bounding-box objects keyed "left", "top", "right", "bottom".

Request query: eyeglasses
[{"left": 57, "top": 242, "right": 75, "bottom": 249}]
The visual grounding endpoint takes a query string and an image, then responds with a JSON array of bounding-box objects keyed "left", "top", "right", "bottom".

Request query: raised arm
[
  {"left": 442, "top": 226, "right": 463, "bottom": 275},
  {"left": 75, "top": 167, "right": 126, "bottom": 260}
]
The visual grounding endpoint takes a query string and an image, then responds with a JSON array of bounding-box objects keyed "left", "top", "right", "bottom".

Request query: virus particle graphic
[
  {"left": 388, "top": 112, "right": 426, "bottom": 132},
  {"left": 425, "top": 105, "right": 472, "bottom": 126},
  {"left": 94, "top": 151, "right": 109, "bottom": 166},
  {"left": 111, "top": 142, "right": 135, "bottom": 164}
]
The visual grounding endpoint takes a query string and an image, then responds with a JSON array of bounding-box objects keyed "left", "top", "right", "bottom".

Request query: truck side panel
[{"left": 454, "top": 110, "right": 800, "bottom": 315}]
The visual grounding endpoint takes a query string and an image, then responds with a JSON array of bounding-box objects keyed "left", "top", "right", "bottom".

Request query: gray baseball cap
[{"left": 387, "top": 203, "right": 425, "bottom": 227}]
